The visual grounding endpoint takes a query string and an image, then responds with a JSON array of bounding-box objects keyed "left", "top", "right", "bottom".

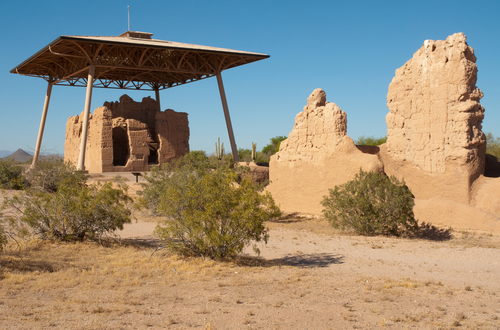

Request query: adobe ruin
[
  {"left": 267, "top": 89, "right": 383, "bottom": 214},
  {"left": 65, "top": 95, "right": 189, "bottom": 173},
  {"left": 380, "top": 33, "right": 500, "bottom": 230},
  {"left": 381, "top": 33, "right": 486, "bottom": 204},
  {"left": 268, "top": 33, "right": 500, "bottom": 232}
]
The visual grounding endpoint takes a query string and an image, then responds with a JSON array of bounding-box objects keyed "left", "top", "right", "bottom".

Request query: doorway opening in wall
[
  {"left": 148, "top": 142, "right": 159, "bottom": 164},
  {"left": 112, "top": 125, "right": 129, "bottom": 166},
  {"left": 147, "top": 128, "right": 159, "bottom": 164}
]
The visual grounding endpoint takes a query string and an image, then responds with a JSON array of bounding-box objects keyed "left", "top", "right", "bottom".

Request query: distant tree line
[
  {"left": 486, "top": 132, "right": 500, "bottom": 160},
  {"left": 238, "top": 136, "right": 288, "bottom": 163}
]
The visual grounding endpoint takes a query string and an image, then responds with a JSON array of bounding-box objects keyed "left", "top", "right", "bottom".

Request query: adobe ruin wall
[
  {"left": 267, "top": 89, "right": 383, "bottom": 214},
  {"left": 381, "top": 32, "right": 486, "bottom": 204},
  {"left": 65, "top": 95, "right": 189, "bottom": 173},
  {"left": 268, "top": 33, "right": 500, "bottom": 232}
]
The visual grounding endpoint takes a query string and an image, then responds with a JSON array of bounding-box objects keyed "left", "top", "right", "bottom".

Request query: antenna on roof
[{"left": 128, "top": 5, "right": 130, "bottom": 31}]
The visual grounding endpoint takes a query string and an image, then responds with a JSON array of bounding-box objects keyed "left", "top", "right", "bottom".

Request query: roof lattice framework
[{"left": 11, "top": 32, "right": 269, "bottom": 91}]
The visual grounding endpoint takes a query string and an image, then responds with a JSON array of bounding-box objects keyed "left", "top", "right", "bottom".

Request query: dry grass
[
  {"left": 0, "top": 239, "right": 260, "bottom": 328},
  {"left": 265, "top": 213, "right": 355, "bottom": 236},
  {"left": 383, "top": 278, "right": 421, "bottom": 289},
  {"left": 1, "top": 240, "right": 222, "bottom": 289},
  {"left": 448, "top": 230, "right": 500, "bottom": 249}
]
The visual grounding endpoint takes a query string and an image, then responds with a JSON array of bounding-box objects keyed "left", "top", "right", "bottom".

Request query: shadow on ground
[
  {"left": 268, "top": 212, "right": 314, "bottom": 224},
  {"left": 272, "top": 253, "right": 344, "bottom": 268},
  {"left": 415, "top": 222, "right": 453, "bottom": 241},
  {"left": 0, "top": 245, "right": 81, "bottom": 276},
  {"left": 0, "top": 255, "right": 62, "bottom": 274},
  {"left": 120, "top": 236, "right": 160, "bottom": 248}
]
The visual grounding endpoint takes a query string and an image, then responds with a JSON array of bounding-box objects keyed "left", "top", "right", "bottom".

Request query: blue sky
[{"left": 0, "top": 0, "right": 499, "bottom": 155}]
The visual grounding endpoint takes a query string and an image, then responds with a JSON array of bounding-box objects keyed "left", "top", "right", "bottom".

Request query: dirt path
[{"left": 121, "top": 218, "right": 500, "bottom": 292}]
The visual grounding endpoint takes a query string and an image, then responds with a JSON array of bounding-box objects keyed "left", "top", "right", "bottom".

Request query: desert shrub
[
  {"left": 140, "top": 153, "right": 280, "bottom": 258},
  {"left": 262, "top": 136, "right": 288, "bottom": 155},
  {"left": 238, "top": 148, "right": 270, "bottom": 164},
  {"left": 354, "top": 135, "right": 387, "bottom": 146},
  {"left": 140, "top": 153, "right": 229, "bottom": 216},
  {"left": 0, "top": 221, "right": 6, "bottom": 252},
  {"left": 0, "top": 159, "right": 25, "bottom": 190},
  {"left": 238, "top": 148, "right": 252, "bottom": 162},
  {"left": 321, "top": 169, "right": 418, "bottom": 237},
  {"left": 237, "top": 136, "right": 288, "bottom": 163},
  {"left": 486, "top": 132, "right": 500, "bottom": 159},
  {"left": 1, "top": 168, "right": 132, "bottom": 241},
  {"left": 24, "top": 157, "right": 88, "bottom": 192},
  {"left": 189, "top": 150, "right": 209, "bottom": 162}
]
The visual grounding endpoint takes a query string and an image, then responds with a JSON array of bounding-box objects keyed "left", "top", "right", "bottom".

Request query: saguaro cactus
[
  {"left": 251, "top": 142, "right": 257, "bottom": 162},
  {"left": 215, "top": 137, "right": 225, "bottom": 160}
]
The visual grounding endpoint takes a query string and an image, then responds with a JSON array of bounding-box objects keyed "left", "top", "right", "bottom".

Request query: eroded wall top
[
  {"left": 277, "top": 88, "right": 348, "bottom": 162},
  {"left": 386, "top": 32, "right": 485, "bottom": 174}
]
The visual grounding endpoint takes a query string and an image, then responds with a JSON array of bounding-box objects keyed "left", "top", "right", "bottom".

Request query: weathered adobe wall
[
  {"left": 64, "top": 95, "right": 189, "bottom": 173},
  {"left": 380, "top": 33, "right": 499, "bottom": 231},
  {"left": 267, "top": 89, "right": 383, "bottom": 214},
  {"left": 382, "top": 32, "right": 486, "bottom": 204},
  {"left": 268, "top": 33, "right": 500, "bottom": 232}
]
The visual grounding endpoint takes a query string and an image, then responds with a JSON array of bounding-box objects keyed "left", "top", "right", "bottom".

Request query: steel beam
[
  {"left": 216, "top": 73, "right": 239, "bottom": 162},
  {"left": 155, "top": 88, "right": 161, "bottom": 111},
  {"left": 77, "top": 64, "right": 95, "bottom": 171},
  {"left": 31, "top": 80, "right": 53, "bottom": 167}
]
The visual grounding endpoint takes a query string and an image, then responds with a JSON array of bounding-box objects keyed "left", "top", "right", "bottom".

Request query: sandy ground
[
  {"left": 119, "top": 218, "right": 500, "bottom": 292},
  {"left": 105, "top": 216, "right": 500, "bottom": 329},
  {"left": 2, "top": 217, "right": 500, "bottom": 329},
  {"left": 2, "top": 176, "right": 500, "bottom": 329}
]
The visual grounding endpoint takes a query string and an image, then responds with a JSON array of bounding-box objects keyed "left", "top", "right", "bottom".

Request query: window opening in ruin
[{"left": 112, "top": 125, "right": 130, "bottom": 166}]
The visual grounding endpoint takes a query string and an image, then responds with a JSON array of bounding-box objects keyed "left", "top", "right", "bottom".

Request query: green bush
[
  {"left": 1, "top": 161, "right": 132, "bottom": 241},
  {"left": 354, "top": 135, "right": 387, "bottom": 146},
  {"left": 0, "top": 159, "right": 25, "bottom": 190},
  {"left": 238, "top": 148, "right": 252, "bottom": 162},
  {"left": 262, "top": 136, "right": 288, "bottom": 155},
  {"left": 238, "top": 148, "right": 270, "bottom": 163},
  {"left": 486, "top": 132, "right": 500, "bottom": 160},
  {"left": 140, "top": 153, "right": 280, "bottom": 258},
  {"left": 237, "top": 136, "right": 288, "bottom": 163},
  {"left": 0, "top": 159, "right": 25, "bottom": 250},
  {"left": 321, "top": 169, "right": 418, "bottom": 237},
  {"left": 24, "top": 157, "right": 88, "bottom": 192},
  {"left": 188, "top": 150, "right": 209, "bottom": 163}
]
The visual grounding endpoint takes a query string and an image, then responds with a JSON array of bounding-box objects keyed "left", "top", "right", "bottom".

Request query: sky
[{"left": 0, "top": 0, "right": 499, "bottom": 156}]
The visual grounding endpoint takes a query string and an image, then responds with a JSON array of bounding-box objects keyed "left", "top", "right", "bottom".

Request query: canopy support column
[
  {"left": 77, "top": 64, "right": 95, "bottom": 171},
  {"left": 31, "top": 79, "right": 53, "bottom": 167},
  {"left": 155, "top": 87, "right": 161, "bottom": 112},
  {"left": 216, "top": 73, "right": 239, "bottom": 162}
]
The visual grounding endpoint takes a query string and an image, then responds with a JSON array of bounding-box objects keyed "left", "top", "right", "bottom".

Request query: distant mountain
[
  {"left": 1, "top": 149, "right": 64, "bottom": 163},
  {"left": 1, "top": 149, "right": 33, "bottom": 162},
  {"left": 0, "top": 150, "right": 14, "bottom": 158}
]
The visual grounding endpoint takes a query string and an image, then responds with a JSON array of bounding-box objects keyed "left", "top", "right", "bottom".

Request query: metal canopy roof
[{"left": 10, "top": 31, "right": 269, "bottom": 91}]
